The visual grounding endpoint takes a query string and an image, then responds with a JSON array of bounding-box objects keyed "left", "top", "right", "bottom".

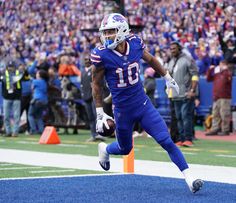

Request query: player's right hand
[{"left": 96, "top": 107, "right": 114, "bottom": 133}]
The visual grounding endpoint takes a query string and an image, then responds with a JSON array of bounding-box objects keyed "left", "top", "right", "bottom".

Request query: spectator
[
  {"left": 47, "top": 67, "right": 65, "bottom": 125},
  {"left": 81, "top": 57, "right": 105, "bottom": 142},
  {"left": 205, "top": 61, "right": 232, "bottom": 136},
  {"left": 166, "top": 42, "right": 199, "bottom": 147},
  {"left": 144, "top": 67, "right": 156, "bottom": 107},
  {"left": 28, "top": 69, "right": 48, "bottom": 135},
  {"left": 19, "top": 65, "right": 32, "bottom": 134},
  {"left": 0, "top": 60, "right": 23, "bottom": 137},
  {"left": 217, "top": 25, "right": 236, "bottom": 74},
  {"left": 58, "top": 53, "right": 81, "bottom": 77}
]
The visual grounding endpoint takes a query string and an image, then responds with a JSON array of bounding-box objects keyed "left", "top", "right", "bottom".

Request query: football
[{"left": 100, "top": 119, "right": 115, "bottom": 137}]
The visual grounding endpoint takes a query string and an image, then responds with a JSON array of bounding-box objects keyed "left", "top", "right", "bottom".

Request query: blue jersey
[{"left": 91, "top": 35, "right": 147, "bottom": 108}]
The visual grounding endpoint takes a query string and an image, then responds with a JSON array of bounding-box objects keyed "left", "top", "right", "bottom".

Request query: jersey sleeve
[{"left": 90, "top": 47, "right": 103, "bottom": 67}]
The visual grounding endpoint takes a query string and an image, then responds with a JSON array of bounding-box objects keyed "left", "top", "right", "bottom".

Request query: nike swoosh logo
[{"left": 143, "top": 99, "right": 148, "bottom": 105}]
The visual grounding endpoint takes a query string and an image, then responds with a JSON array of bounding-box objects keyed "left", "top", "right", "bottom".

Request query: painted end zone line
[
  {"left": 0, "top": 173, "right": 124, "bottom": 181},
  {"left": 29, "top": 169, "right": 76, "bottom": 173}
]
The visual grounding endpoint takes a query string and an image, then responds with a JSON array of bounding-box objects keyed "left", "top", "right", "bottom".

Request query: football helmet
[{"left": 99, "top": 13, "right": 130, "bottom": 49}]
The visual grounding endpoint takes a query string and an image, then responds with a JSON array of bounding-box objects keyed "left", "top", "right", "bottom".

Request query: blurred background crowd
[{"left": 0, "top": 0, "right": 235, "bottom": 75}]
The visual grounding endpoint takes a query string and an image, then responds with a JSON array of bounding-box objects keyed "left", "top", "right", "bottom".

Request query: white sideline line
[
  {"left": 0, "top": 167, "right": 42, "bottom": 170},
  {"left": 0, "top": 173, "right": 123, "bottom": 181},
  {"left": 216, "top": 154, "right": 236, "bottom": 158},
  {"left": 0, "top": 149, "right": 236, "bottom": 184},
  {"left": 29, "top": 169, "right": 76, "bottom": 173}
]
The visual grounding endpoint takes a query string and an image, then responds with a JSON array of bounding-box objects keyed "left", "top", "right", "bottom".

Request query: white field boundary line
[
  {"left": 0, "top": 149, "right": 236, "bottom": 184},
  {"left": 0, "top": 173, "right": 124, "bottom": 181},
  {"left": 29, "top": 169, "right": 76, "bottom": 173}
]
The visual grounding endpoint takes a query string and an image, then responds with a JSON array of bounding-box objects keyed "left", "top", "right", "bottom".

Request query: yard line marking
[
  {"left": 155, "top": 150, "right": 197, "bottom": 155},
  {"left": 0, "top": 167, "right": 42, "bottom": 170},
  {"left": 181, "top": 148, "right": 201, "bottom": 152},
  {"left": 17, "top": 141, "right": 87, "bottom": 148},
  {"left": 18, "top": 141, "right": 37, "bottom": 145},
  {"left": 0, "top": 163, "right": 13, "bottom": 166},
  {"left": 216, "top": 155, "right": 236, "bottom": 158},
  {"left": 59, "top": 144, "right": 87, "bottom": 148},
  {"left": 29, "top": 169, "right": 76, "bottom": 173},
  {"left": 155, "top": 150, "right": 166, "bottom": 153},
  {"left": 210, "top": 150, "right": 231, "bottom": 153},
  {"left": 182, "top": 152, "right": 197, "bottom": 155}
]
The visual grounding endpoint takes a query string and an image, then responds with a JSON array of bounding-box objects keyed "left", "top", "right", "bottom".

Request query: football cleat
[
  {"left": 98, "top": 142, "right": 110, "bottom": 171},
  {"left": 190, "top": 179, "right": 204, "bottom": 193}
]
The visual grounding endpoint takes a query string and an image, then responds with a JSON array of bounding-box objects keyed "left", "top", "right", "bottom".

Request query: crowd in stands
[
  {"left": 0, "top": 0, "right": 235, "bottom": 75},
  {"left": 0, "top": 0, "right": 235, "bottom": 136}
]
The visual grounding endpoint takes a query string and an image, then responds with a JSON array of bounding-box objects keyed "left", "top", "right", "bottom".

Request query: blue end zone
[{"left": 0, "top": 175, "right": 236, "bottom": 203}]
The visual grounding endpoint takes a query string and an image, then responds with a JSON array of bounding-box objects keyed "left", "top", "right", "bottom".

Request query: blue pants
[
  {"left": 107, "top": 98, "right": 188, "bottom": 171},
  {"left": 84, "top": 100, "right": 97, "bottom": 138},
  {"left": 3, "top": 99, "right": 21, "bottom": 135},
  {"left": 173, "top": 98, "right": 195, "bottom": 142},
  {"left": 28, "top": 101, "right": 47, "bottom": 134}
]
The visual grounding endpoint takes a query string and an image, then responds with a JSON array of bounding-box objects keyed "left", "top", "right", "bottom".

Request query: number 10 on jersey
[{"left": 116, "top": 62, "right": 139, "bottom": 88}]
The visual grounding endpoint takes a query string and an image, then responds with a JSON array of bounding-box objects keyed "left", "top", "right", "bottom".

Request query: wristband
[{"left": 96, "top": 107, "right": 104, "bottom": 115}]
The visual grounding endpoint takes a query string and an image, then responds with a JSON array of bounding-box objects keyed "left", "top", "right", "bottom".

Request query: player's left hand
[{"left": 164, "top": 72, "right": 179, "bottom": 95}]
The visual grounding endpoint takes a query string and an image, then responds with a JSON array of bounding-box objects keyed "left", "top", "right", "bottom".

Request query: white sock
[{"left": 182, "top": 168, "right": 194, "bottom": 188}]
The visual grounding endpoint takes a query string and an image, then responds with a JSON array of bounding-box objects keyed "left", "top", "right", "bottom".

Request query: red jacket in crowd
[{"left": 206, "top": 67, "right": 232, "bottom": 101}]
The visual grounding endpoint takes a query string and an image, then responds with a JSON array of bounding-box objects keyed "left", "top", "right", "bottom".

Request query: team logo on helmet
[
  {"left": 102, "top": 15, "right": 109, "bottom": 26},
  {"left": 112, "top": 14, "right": 125, "bottom": 23}
]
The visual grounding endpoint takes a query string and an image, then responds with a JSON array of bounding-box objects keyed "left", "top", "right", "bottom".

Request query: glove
[
  {"left": 96, "top": 107, "right": 114, "bottom": 133},
  {"left": 164, "top": 72, "right": 179, "bottom": 95}
]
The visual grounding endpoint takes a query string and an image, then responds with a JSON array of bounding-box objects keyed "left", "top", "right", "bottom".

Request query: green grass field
[
  {"left": 0, "top": 162, "right": 105, "bottom": 179},
  {"left": 0, "top": 130, "right": 236, "bottom": 179},
  {"left": 1, "top": 129, "right": 236, "bottom": 169}
]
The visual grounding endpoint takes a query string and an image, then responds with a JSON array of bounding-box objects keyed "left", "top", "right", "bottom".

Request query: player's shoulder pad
[{"left": 127, "top": 34, "right": 146, "bottom": 49}]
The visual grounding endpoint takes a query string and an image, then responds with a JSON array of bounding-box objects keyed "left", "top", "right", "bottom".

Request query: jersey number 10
[{"left": 116, "top": 62, "right": 139, "bottom": 87}]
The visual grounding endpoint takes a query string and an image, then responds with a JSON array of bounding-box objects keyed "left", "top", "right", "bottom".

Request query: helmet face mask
[{"left": 99, "top": 13, "right": 130, "bottom": 49}]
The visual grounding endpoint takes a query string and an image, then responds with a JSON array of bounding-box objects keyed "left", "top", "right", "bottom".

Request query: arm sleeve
[{"left": 90, "top": 48, "right": 103, "bottom": 68}]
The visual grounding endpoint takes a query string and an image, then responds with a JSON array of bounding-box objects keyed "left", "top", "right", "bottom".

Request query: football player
[{"left": 90, "top": 13, "right": 203, "bottom": 193}]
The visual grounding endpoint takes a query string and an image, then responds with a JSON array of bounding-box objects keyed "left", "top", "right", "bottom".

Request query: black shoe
[
  {"left": 192, "top": 179, "right": 204, "bottom": 193},
  {"left": 217, "top": 131, "right": 230, "bottom": 136},
  {"left": 205, "top": 130, "right": 219, "bottom": 136}
]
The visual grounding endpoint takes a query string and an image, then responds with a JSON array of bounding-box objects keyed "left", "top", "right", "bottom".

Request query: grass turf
[{"left": 0, "top": 129, "right": 236, "bottom": 167}]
